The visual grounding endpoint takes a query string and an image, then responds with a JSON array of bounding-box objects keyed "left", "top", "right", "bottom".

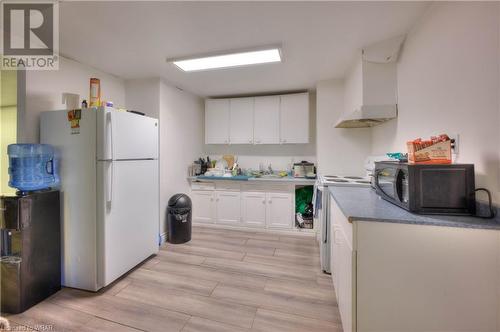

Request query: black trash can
[{"left": 166, "top": 194, "right": 192, "bottom": 244}]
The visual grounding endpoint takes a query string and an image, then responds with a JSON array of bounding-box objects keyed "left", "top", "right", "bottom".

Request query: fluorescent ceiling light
[{"left": 169, "top": 48, "right": 282, "bottom": 72}]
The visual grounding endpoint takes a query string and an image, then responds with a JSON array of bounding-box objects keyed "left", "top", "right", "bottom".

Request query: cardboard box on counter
[{"left": 407, "top": 140, "right": 452, "bottom": 164}]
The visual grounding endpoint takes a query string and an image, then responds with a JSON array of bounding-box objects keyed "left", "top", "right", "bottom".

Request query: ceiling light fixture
[{"left": 168, "top": 47, "right": 282, "bottom": 72}]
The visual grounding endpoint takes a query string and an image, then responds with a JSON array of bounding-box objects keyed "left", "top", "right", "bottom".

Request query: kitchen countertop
[
  {"left": 188, "top": 176, "right": 316, "bottom": 184},
  {"left": 329, "top": 186, "right": 500, "bottom": 230}
]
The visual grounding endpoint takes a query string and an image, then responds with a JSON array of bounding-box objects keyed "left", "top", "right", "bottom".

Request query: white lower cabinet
[
  {"left": 330, "top": 200, "right": 354, "bottom": 332},
  {"left": 215, "top": 191, "right": 241, "bottom": 225},
  {"left": 192, "top": 184, "right": 294, "bottom": 230},
  {"left": 241, "top": 192, "right": 267, "bottom": 227},
  {"left": 330, "top": 197, "right": 500, "bottom": 332},
  {"left": 266, "top": 192, "right": 293, "bottom": 229},
  {"left": 191, "top": 190, "right": 215, "bottom": 224}
]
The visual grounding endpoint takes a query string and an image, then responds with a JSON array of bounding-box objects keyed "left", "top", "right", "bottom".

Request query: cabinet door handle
[
  {"left": 262, "top": 200, "right": 266, "bottom": 204},
  {"left": 268, "top": 199, "right": 272, "bottom": 204}
]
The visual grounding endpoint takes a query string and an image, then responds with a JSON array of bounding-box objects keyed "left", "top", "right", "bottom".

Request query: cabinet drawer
[
  {"left": 191, "top": 182, "right": 215, "bottom": 191},
  {"left": 216, "top": 182, "right": 241, "bottom": 191},
  {"left": 242, "top": 183, "right": 291, "bottom": 192}
]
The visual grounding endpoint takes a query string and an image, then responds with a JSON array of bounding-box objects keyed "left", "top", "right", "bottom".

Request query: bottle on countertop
[{"left": 81, "top": 100, "right": 88, "bottom": 109}]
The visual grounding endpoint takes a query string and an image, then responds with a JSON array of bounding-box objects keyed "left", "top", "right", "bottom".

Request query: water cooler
[
  {"left": 1, "top": 190, "right": 61, "bottom": 313},
  {"left": 1, "top": 144, "right": 61, "bottom": 313}
]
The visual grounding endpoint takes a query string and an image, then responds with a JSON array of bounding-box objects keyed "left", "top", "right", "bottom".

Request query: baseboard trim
[
  {"left": 192, "top": 223, "right": 317, "bottom": 237},
  {"left": 159, "top": 232, "right": 167, "bottom": 245}
]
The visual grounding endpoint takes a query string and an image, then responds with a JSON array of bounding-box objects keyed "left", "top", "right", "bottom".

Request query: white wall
[
  {"left": 204, "top": 93, "right": 317, "bottom": 171},
  {"left": 159, "top": 81, "right": 204, "bottom": 234},
  {"left": 316, "top": 79, "right": 371, "bottom": 176},
  {"left": 125, "top": 78, "right": 160, "bottom": 119},
  {"left": 23, "top": 56, "right": 125, "bottom": 143},
  {"left": 124, "top": 78, "right": 204, "bottom": 236},
  {"left": 371, "top": 2, "right": 500, "bottom": 203}
]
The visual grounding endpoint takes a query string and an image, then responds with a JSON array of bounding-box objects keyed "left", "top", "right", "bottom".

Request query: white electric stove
[
  {"left": 320, "top": 175, "right": 371, "bottom": 187},
  {"left": 315, "top": 174, "right": 371, "bottom": 274}
]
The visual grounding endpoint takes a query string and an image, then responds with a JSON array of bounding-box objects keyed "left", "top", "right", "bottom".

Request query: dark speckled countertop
[{"left": 329, "top": 186, "right": 500, "bottom": 230}]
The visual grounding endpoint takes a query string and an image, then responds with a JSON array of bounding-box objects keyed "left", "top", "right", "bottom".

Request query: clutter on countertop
[
  {"left": 386, "top": 152, "right": 408, "bottom": 162},
  {"left": 407, "top": 134, "right": 452, "bottom": 164}
]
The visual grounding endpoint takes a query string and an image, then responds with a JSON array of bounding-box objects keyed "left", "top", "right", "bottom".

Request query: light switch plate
[{"left": 449, "top": 134, "right": 459, "bottom": 154}]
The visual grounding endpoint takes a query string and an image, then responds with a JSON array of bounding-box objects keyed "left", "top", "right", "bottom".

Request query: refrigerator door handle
[
  {"left": 106, "top": 111, "right": 114, "bottom": 161},
  {"left": 106, "top": 161, "right": 113, "bottom": 205}
]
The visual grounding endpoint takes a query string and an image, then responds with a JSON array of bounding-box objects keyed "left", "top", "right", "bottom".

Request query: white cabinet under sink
[
  {"left": 241, "top": 192, "right": 267, "bottom": 227},
  {"left": 205, "top": 93, "right": 309, "bottom": 144},
  {"left": 191, "top": 182, "right": 298, "bottom": 231},
  {"left": 215, "top": 191, "right": 241, "bottom": 225}
]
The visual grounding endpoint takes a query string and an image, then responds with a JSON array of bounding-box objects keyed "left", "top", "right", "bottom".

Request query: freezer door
[
  {"left": 97, "top": 160, "right": 159, "bottom": 288},
  {"left": 97, "top": 107, "right": 159, "bottom": 160}
]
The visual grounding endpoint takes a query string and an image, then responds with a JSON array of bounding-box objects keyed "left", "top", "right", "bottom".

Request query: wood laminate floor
[{"left": 2, "top": 226, "right": 342, "bottom": 332}]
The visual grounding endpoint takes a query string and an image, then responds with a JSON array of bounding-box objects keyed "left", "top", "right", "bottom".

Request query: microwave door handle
[
  {"left": 395, "top": 169, "right": 404, "bottom": 203},
  {"left": 374, "top": 170, "right": 396, "bottom": 201}
]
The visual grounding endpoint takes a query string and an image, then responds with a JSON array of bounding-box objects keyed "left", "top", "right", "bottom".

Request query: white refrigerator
[{"left": 41, "top": 107, "right": 159, "bottom": 291}]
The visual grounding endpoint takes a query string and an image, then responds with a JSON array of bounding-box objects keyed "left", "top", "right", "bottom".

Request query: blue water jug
[{"left": 8, "top": 144, "right": 59, "bottom": 192}]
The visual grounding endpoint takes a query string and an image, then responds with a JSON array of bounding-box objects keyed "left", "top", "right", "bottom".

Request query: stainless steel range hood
[{"left": 335, "top": 104, "right": 398, "bottom": 128}]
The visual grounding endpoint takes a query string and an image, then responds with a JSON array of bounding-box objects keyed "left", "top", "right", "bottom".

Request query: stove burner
[
  {"left": 355, "top": 180, "right": 371, "bottom": 184},
  {"left": 344, "top": 176, "right": 363, "bottom": 179}
]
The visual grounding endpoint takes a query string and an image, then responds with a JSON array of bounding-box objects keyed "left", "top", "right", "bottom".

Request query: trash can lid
[{"left": 168, "top": 194, "right": 192, "bottom": 208}]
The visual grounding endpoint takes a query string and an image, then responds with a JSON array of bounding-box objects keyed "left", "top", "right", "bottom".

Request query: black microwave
[{"left": 374, "top": 161, "right": 476, "bottom": 215}]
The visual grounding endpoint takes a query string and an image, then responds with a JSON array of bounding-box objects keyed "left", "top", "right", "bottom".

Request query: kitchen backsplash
[{"left": 205, "top": 155, "right": 317, "bottom": 171}]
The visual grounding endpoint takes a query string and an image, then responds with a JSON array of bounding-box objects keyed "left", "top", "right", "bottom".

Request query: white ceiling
[{"left": 59, "top": 1, "right": 429, "bottom": 97}]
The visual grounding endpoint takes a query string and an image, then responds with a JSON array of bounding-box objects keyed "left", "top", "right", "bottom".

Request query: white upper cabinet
[
  {"left": 205, "top": 99, "right": 230, "bottom": 144},
  {"left": 279, "top": 93, "right": 309, "bottom": 144},
  {"left": 254, "top": 96, "right": 280, "bottom": 144},
  {"left": 229, "top": 98, "right": 254, "bottom": 144},
  {"left": 205, "top": 92, "right": 309, "bottom": 144}
]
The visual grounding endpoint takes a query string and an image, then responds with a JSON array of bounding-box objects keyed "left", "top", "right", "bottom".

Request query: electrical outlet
[{"left": 449, "top": 134, "right": 459, "bottom": 154}]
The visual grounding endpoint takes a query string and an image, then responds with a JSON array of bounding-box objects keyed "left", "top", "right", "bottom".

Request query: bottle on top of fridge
[{"left": 89, "top": 78, "right": 101, "bottom": 107}]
